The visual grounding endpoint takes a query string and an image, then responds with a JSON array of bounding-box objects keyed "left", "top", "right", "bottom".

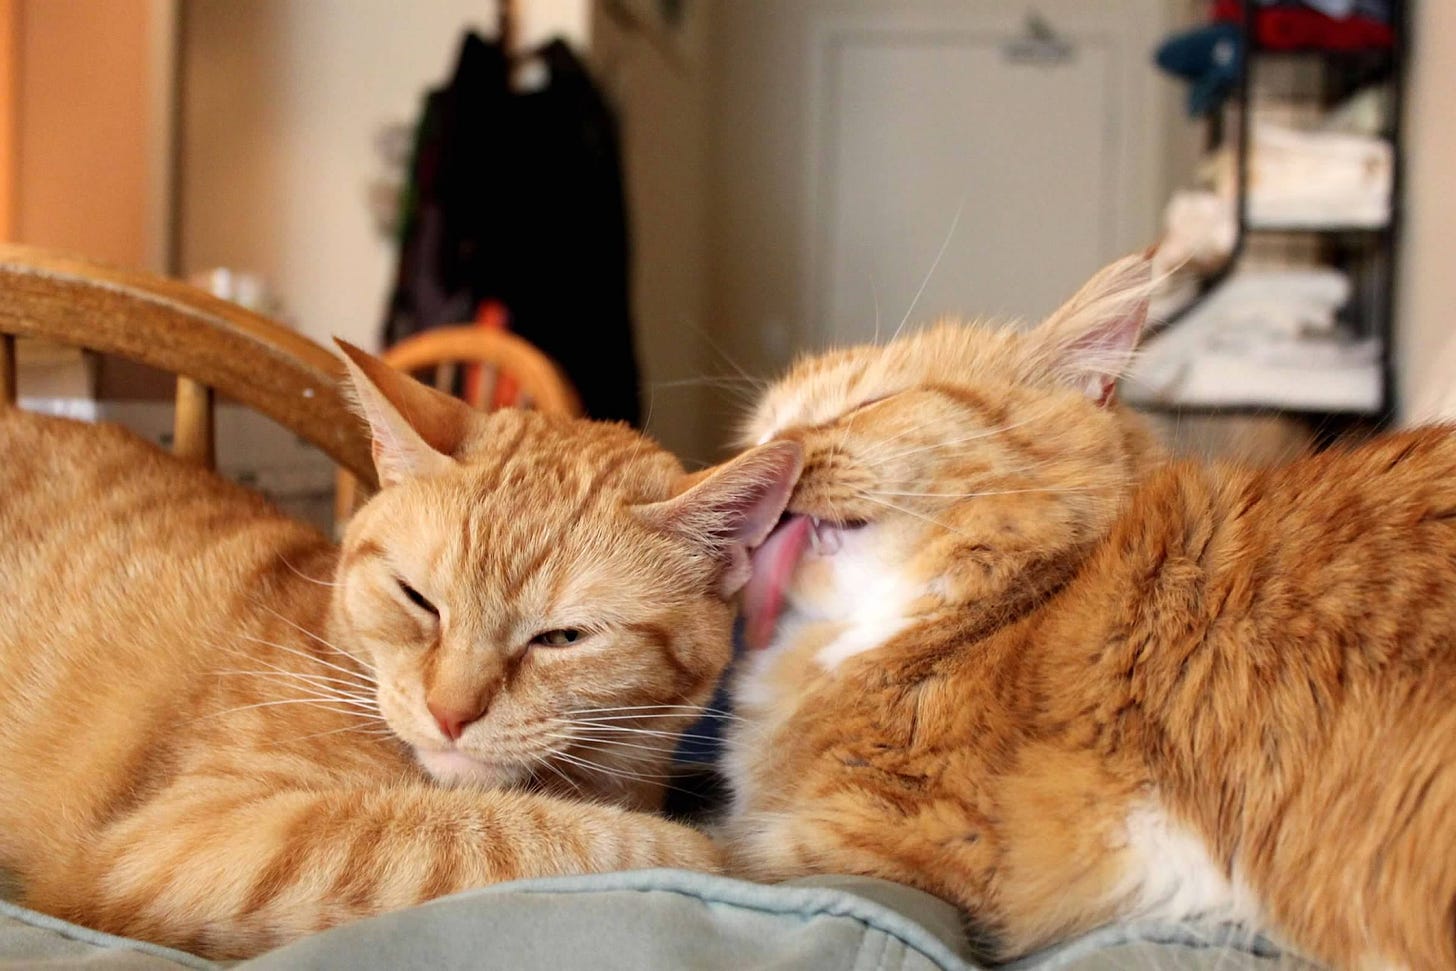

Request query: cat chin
[{"left": 414, "top": 747, "right": 530, "bottom": 788}]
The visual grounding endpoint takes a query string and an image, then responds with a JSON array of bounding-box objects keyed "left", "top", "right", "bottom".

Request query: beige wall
[
  {"left": 590, "top": 0, "right": 710, "bottom": 460},
  {"left": 180, "top": 0, "right": 587, "bottom": 349},
  {"left": 10, "top": 0, "right": 173, "bottom": 270},
  {"left": 1398, "top": 1, "right": 1456, "bottom": 423}
]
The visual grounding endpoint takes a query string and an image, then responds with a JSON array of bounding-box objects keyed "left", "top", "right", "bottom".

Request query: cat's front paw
[
  {"left": 714, "top": 811, "right": 809, "bottom": 882},
  {"left": 618, "top": 815, "right": 727, "bottom": 874}
]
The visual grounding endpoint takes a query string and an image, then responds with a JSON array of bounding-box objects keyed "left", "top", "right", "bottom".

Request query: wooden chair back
[
  {"left": 0, "top": 245, "right": 377, "bottom": 489},
  {"left": 0, "top": 248, "right": 582, "bottom": 536}
]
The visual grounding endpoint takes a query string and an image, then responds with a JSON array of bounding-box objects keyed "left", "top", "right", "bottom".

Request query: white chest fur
[
  {"left": 725, "top": 535, "right": 919, "bottom": 818},
  {"left": 1119, "top": 803, "right": 1262, "bottom": 930},
  {"left": 771, "top": 528, "right": 923, "bottom": 672},
  {"left": 813, "top": 546, "right": 919, "bottom": 670}
]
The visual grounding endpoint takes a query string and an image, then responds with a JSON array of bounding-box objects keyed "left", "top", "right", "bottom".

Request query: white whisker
[
  {"left": 872, "top": 415, "right": 958, "bottom": 449},
  {"left": 547, "top": 731, "right": 674, "bottom": 760},
  {"left": 234, "top": 632, "right": 376, "bottom": 687},
  {"left": 866, "top": 485, "right": 1102, "bottom": 500},
  {"left": 558, "top": 722, "right": 725, "bottom": 744},
  {"left": 295, "top": 724, "right": 398, "bottom": 742},
  {"left": 870, "top": 410, "right": 1051, "bottom": 465},
  {"left": 894, "top": 194, "right": 966, "bottom": 343},
  {"left": 208, "top": 697, "right": 385, "bottom": 721},
  {"left": 857, "top": 493, "right": 970, "bottom": 539},
  {"left": 871, "top": 278, "right": 882, "bottom": 345},
  {"left": 534, "top": 751, "right": 586, "bottom": 797},
  {"left": 216, "top": 659, "right": 377, "bottom": 696},
  {"left": 564, "top": 706, "right": 740, "bottom": 724},
  {"left": 566, "top": 704, "right": 722, "bottom": 715},
  {"left": 564, "top": 713, "right": 736, "bottom": 726},
  {"left": 215, "top": 669, "right": 378, "bottom": 705},
  {"left": 255, "top": 603, "right": 373, "bottom": 672},
  {"left": 862, "top": 396, "right": 1077, "bottom": 468},
  {"left": 550, "top": 749, "right": 685, "bottom": 783},
  {"left": 278, "top": 555, "right": 338, "bottom": 588},
  {"left": 651, "top": 375, "right": 765, "bottom": 392},
  {"left": 682, "top": 318, "right": 768, "bottom": 392}
]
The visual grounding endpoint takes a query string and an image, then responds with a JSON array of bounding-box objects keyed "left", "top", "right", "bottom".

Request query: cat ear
[
  {"left": 632, "top": 441, "right": 803, "bottom": 597},
  {"left": 1037, "top": 252, "right": 1153, "bottom": 406},
  {"left": 334, "top": 339, "right": 477, "bottom": 487}
]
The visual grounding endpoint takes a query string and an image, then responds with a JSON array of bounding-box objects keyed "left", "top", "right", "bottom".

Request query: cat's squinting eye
[
  {"left": 396, "top": 579, "right": 439, "bottom": 618},
  {"left": 531, "top": 629, "right": 586, "bottom": 648}
]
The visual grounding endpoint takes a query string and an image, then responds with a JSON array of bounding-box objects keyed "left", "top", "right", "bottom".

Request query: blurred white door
[{"left": 706, "top": 0, "right": 1172, "bottom": 374}]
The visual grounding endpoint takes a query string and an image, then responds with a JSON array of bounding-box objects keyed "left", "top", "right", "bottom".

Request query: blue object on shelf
[{"left": 1155, "top": 21, "right": 1244, "bottom": 116}]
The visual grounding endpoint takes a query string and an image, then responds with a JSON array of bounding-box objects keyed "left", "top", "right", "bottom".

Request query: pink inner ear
[
  {"left": 720, "top": 442, "right": 803, "bottom": 547},
  {"left": 727, "top": 477, "right": 793, "bottom": 547},
  {"left": 1062, "top": 295, "right": 1147, "bottom": 406},
  {"left": 1041, "top": 252, "right": 1153, "bottom": 405},
  {"left": 632, "top": 441, "right": 802, "bottom": 582}
]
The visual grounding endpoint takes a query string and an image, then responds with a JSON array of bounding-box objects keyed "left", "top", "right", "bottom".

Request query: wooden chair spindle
[
  {"left": 0, "top": 333, "right": 15, "bottom": 406},
  {"left": 172, "top": 375, "right": 216, "bottom": 468}
]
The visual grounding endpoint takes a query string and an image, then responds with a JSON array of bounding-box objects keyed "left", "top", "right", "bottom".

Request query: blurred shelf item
[{"left": 1211, "top": 0, "right": 1393, "bottom": 53}]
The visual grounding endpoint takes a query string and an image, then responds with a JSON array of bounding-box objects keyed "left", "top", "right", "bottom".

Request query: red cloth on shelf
[{"left": 1212, "top": 1, "right": 1393, "bottom": 51}]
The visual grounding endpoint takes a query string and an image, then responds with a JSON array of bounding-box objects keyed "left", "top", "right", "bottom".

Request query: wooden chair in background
[
  {"left": 332, "top": 325, "right": 582, "bottom": 530},
  {"left": 0, "top": 245, "right": 376, "bottom": 489},
  {"left": 0, "top": 247, "right": 582, "bottom": 539}
]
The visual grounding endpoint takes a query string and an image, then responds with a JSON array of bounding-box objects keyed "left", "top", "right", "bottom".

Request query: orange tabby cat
[
  {"left": 722, "top": 254, "right": 1456, "bottom": 970},
  {"left": 0, "top": 342, "right": 800, "bottom": 959}
]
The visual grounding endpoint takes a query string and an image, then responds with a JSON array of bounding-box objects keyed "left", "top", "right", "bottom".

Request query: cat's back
[
  {"left": 1116, "top": 423, "right": 1456, "bottom": 578},
  {"left": 1260, "top": 422, "right": 1456, "bottom": 528},
  {"left": 0, "top": 406, "right": 307, "bottom": 548},
  {"left": 1242, "top": 424, "right": 1454, "bottom": 589},
  {"left": 1099, "top": 424, "right": 1456, "bottom": 666},
  {"left": 0, "top": 407, "right": 319, "bottom": 611},
  {"left": 0, "top": 409, "right": 332, "bottom": 853}
]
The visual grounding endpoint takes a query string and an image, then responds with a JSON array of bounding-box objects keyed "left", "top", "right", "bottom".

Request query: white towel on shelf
[
  {"left": 1129, "top": 268, "right": 1381, "bottom": 413},
  {"left": 1201, "top": 123, "right": 1392, "bottom": 228},
  {"left": 1130, "top": 354, "right": 1381, "bottom": 413}
]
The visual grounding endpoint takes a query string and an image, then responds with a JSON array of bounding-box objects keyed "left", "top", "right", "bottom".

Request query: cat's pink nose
[{"left": 428, "top": 701, "right": 481, "bottom": 741}]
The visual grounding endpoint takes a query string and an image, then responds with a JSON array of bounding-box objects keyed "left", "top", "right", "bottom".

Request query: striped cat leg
[{"left": 32, "top": 780, "right": 722, "bottom": 959}]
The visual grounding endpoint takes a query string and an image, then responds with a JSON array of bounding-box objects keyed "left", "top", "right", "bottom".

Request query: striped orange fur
[
  {"left": 0, "top": 344, "right": 798, "bottom": 959},
  {"left": 723, "top": 254, "right": 1456, "bottom": 969}
]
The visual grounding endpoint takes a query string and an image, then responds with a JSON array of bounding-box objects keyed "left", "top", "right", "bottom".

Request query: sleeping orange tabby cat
[
  {"left": 722, "top": 253, "right": 1456, "bottom": 970},
  {"left": 0, "top": 342, "right": 799, "bottom": 959}
]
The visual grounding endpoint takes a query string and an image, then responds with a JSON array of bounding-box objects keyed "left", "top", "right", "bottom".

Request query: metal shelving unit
[{"left": 1141, "top": 1, "right": 1405, "bottom": 436}]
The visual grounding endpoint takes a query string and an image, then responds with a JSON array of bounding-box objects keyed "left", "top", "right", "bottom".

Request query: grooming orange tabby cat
[
  {"left": 0, "top": 342, "right": 799, "bottom": 959},
  {"left": 722, "top": 253, "right": 1456, "bottom": 970}
]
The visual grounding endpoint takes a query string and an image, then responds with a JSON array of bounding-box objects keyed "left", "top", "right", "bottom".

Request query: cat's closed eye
[
  {"left": 531, "top": 629, "right": 586, "bottom": 648},
  {"left": 396, "top": 578, "right": 439, "bottom": 617}
]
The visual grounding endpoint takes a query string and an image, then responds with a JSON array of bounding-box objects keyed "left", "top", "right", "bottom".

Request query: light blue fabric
[
  {"left": 0, "top": 898, "right": 211, "bottom": 970},
  {"left": 1004, "top": 921, "right": 1306, "bottom": 970},
  {"left": 0, "top": 869, "right": 1303, "bottom": 970},
  {"left": 246, "top": 870, "right": 975, "bottom": 970}
]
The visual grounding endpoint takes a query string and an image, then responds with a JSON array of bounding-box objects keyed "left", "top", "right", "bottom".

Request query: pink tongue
[{"left": 742, "top": 515, "right": 811, "bottom": 651}]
